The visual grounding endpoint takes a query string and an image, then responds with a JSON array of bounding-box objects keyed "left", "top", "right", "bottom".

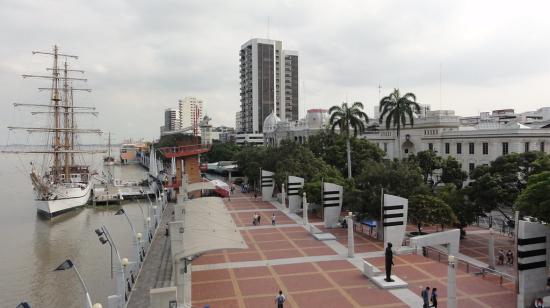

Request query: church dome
[{"left": 263, "top": 111, "right": 281, "bottom": 132}]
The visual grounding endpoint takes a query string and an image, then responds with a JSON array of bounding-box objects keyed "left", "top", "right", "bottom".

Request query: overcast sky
[{"left": 2, "top": 0, "right": 550, "bottom": 143}]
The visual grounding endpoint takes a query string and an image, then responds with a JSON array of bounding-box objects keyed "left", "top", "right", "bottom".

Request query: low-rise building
[
  {"left": 263, "top": 108, "right": 329, "bottom": 146},
  {"left": 364, "top": 107, "right": 550, "bottom": 174}
]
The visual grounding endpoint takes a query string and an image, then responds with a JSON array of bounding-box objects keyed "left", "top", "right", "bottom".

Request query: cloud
[{"left": 1, "top": 0, "right": 550, "bottom": 143}]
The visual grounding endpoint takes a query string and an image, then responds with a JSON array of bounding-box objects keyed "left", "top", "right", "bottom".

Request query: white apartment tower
[
  {"left": 239, "top": 38, "right": 299, "bottom": 134},
  {"left": 178, "top": 97, "right": 204, "bottom": 134}
]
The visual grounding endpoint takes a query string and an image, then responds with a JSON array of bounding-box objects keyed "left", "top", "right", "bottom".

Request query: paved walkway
[
  {"left": 127, "top": 202, "right": 174, "bottom": 307},
  {"left": 191, "top": 192, "right": 517, "bottom": 308}
]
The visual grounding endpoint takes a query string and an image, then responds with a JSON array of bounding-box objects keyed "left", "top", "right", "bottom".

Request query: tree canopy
[{"left": 516, "top": 171, "right": 550, "bottom": 222}]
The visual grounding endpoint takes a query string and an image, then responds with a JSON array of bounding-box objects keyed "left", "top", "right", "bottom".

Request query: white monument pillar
[
  {"left": 488, "top": 228, "right": 496, "bottom": 270},
  {"left": 447, "top": 255, "right": 457, "bottom": 308},
  {"left": 302, "top": 192, "right": 308, "bottom": 225},
  {"left": 347, "top": 212, "right": 354, "bottom": 258}
]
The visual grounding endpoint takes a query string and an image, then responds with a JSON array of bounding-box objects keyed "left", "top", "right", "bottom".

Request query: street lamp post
[
  {"left": 115, "top": 208, "right": 142, "bottom": 271},
  {"left": 53, "top": 259, "right": 100, "bottom": 308},
  {"left": 134, "top": 198, "right": 152, "bottom": 245},
  {"left": 95, "top": 225, "right": 126, "bottom": 308},
  {"left": 447, "top": 255, "right": 457, "bottom": 308},
  {"left": 347, "top": 212, "right": 355, "bottom": 258}
]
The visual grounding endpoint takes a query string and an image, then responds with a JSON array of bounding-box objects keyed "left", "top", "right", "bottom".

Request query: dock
[{"left": 92, "top": 183, "right": 156, "bottom": 205}]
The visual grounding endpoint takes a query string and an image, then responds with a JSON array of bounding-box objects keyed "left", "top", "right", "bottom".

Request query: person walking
[
  {"left": 498, "top": 249, "right": 505, "bottom": 265},
  {"left": 506, "top": 249, "right": 513, "bottom": 265},
  {"left": 257, "top": 213, "right": 261, "bottom": 225},
  {"left": 508, "top": 250, "right": 514, "bottom": 266},
  {"left": 421, "top": 286, "right": 430, "bottom": 308},
  {"left": 254, "top": 191, "right": 257, "bottom": 200},
  {"left": 272, "top": 213, "right": 276, "bottom": 226},
  {"left": 275, "top": 290, "right": 286, "bottom": 308},
  {"left": 534, "top": 298, "right": 544, "bottom": 308},
  {"left": 430, "top": 287, "right": 438, "bottom": 308},
  {"left": 252, "top": 213, "right": 258, "bottom": 225}
]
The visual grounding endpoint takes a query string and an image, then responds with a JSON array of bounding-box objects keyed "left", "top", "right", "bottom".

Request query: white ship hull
[{"left": 36, "top": 183, "right": 93, "bottom": 216}]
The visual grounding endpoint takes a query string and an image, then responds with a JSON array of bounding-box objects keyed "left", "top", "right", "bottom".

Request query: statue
[{"left": 385, "top": 242, "right": 394, "bottom": 282}]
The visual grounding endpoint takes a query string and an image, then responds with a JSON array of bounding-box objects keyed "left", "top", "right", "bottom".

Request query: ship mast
[{"left": 3, "top": 45, "right": 103, "bottom": 185}]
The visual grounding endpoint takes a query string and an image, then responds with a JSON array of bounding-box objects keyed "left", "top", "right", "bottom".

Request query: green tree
[
  {"left": 307, "top": 130, "right": 384, "bottom": 176},
  {"left": 516, "top": 171, "right": 550, "bottom": 222},
  {"left": 437, "top": 184, "right": 478, "bottom": 238},
  {"left": 328, "top": 102, "right": 369, "bottom": 179},
  {"left": 378, "top": 89, "right": 421, "bottom": 160},
  {"left": 440, "top": 156, "right": 468, "bottom": 189},
  {"left": 205, "top": 143, "right": 240, "bottom": 163},
  {"left": 413, "top": 150, "right": 442, "bottom": 186},
  {"left": 408, "top": 194, "right": 456, "bottom": 235},
  {"left": 233, "top": 146, "right": 266, "bottom": 189}
]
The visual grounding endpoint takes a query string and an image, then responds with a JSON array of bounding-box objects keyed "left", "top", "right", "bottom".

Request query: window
[
  {"left": 502, "top": 142, "right": 509, "bottom": 155},
  {"left": 525, "top": 142, "right": 530, "bottom": 152},
  {"left": 383, "top": 143, "right": 388, "bottom": 153},
  {"left": 457, "top": 143, "right": 462, "bottom": 154},
  {"left": 541, "top": 142, "right": 545, "bottom": 153},
  {"left": 469, "top": 163, "right": 475, "bottom": 174},
  {"left": 482, "top": 142, "right": 489, "bottom": 155},
  {"left": 469, "top": 143, "right": 475, "bottom": 154},
  {"left": 445, "top": 143, "right": 450, "bottom": 154},
  {"left": 429, "top": 143, "right": 433, "bottom": 151}
]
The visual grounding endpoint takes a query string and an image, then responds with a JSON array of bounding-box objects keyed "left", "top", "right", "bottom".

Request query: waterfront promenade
[
  {"left": 127, "top": 202, "right": 174, "bottom": 307},
  {"left": 187, "top": 190, "right": 517, "bottom": 308}
]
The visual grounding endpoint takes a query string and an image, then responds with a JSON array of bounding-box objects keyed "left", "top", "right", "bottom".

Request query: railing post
[
  {"left": 500, "top": 275, "right": 503, "bottom": 285},
  {"left": 466, "top": 263, "right": 469, "bottom": 273},
  {"left": 438, "top": 252, "right": 441, "bottom": 262}
]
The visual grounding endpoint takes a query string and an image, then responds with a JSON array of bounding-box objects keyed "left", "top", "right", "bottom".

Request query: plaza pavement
[{"left": 190, "top": 191, "right": 517, "bottom": 308}]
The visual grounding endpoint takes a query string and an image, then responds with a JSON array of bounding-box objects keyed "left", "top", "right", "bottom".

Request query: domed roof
[{"left": 263, "top": 111, "right": 281, "bottom": 132}]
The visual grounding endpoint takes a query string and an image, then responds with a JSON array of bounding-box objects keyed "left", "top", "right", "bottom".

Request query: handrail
[{"left": 423, "top": 246, "right": 516, "bottom": 285}]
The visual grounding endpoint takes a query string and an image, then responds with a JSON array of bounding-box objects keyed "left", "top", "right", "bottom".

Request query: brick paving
[{"left": 190, "top": 191, "right": 517, "bottom": 308}]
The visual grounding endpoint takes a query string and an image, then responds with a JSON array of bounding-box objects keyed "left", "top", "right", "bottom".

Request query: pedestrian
[
  {"left": 430, "top": 287, "right": 438, "bottom": 308},
  {"left": 257, "top": 213, "right": 261, "bottom": 225},
  {"left": 508, "top": 250, "right": 514, "bottom": 266},
  {"left": 275, "top": 290, "right": 286, "bottom": 308},
  {"left": 252, "top": 213, "right": 257, "bottom": 225},
  {"left": 498, "top": 249, "right": 505, "bottom": 265},
  {"left": 534, "top": 298, "right": 544, "bottom": 308},
  {"left": 254, "top": 191, "right": 257, "bottom": 200},
  {"left": 165, "top": 223, "right": 169, "bottom": 236},
  {"left": 272, "top": 212, "right": 276, "bottom": 225},
  {"left": 421, "top": 286, "right": 430, "bottom": 308}
]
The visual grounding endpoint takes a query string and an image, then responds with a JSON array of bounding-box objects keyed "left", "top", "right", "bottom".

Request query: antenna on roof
[{"left": 267, "top": 16, "right": 271, "bottom": 39}]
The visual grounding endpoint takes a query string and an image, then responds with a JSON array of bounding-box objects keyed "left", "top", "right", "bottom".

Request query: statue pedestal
[{"left": 370, "top": 275, "right": 408, "bottom": 289}]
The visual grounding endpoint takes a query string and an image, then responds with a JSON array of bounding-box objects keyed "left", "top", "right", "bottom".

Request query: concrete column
[
  {"left": 184, "top": 262, "right": 192, "bottom": 305},
  {"left": 347, "top": 213, "right": 354, "bottom": 258},
  {"left": 447, "top": 255, "right": 457, "bottom": 308},
  {"left": 302, "top": 192, "right": 308, "bottom": 225},
  {"left": 488, "top": 228, "right": 495, "bottom": 269}
]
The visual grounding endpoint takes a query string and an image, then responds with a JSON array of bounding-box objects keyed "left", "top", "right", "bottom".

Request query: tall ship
[
  {"left": 103, "top": 132, "right": 116, "bottom": 165},
  {"left": 4, "top": 46, "right": 103, "bottom": 217}
]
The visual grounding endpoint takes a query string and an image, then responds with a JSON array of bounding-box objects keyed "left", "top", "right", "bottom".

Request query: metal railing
[{"left": 423, "top": 246, "right": 516, "bottom": 286}]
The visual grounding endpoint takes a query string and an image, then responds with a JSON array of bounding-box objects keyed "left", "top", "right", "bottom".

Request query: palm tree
[
  {"left": 379, "top": 89, "right": 421, "bottom": 160},
  {"left": 329, "top": 102, "right": 369, "bottom": 179}
]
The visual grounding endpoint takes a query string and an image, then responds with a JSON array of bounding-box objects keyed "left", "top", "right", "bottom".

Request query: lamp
[
  {"left": 54, "top": 259, "right": 93, "bottom": 308},
  {"left": 99, "top": 236, "right": 109, "bottom": 245},
  {"left": 121, "top": 258, "right": 129, "bottom": 267},
  {"left": 137, "top": 233, "right": 142, "bottom": 240},
  {"left": 146, "top": 217, "right": 151, "bottom": 222},
  {"left": 92, "top": 304, "right": 103, "bottom": 308},
  {"left": 448, "top": 255, "right": 455, "bottom": 263}
]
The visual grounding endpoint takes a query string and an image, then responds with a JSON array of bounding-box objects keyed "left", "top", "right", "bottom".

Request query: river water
[{"left": 0, "top": 149, "right": 153, "bottom": 307}]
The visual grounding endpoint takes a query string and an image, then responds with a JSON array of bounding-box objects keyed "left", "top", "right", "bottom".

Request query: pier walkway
[{"left": 127, "top": 202, "right": 174, "bottom": 307}]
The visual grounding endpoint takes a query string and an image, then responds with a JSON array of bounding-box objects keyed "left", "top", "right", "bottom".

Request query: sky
[{"left": 1, "top": 0, "right": 550, "bottom": 143}]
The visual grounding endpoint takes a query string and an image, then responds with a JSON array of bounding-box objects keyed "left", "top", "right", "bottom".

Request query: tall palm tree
[
  {"left": 379, "top": 88, "right": 421, "bottom": 160},
  {"left": 329, "top": 102, "right": 369, "bottom": 179}
]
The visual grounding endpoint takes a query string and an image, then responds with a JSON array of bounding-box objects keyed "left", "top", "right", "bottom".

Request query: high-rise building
[
  {"left": 164, "top": 108, "right": 180, "bottom": 131},
  {"left": 235, "top": 111, "right": 242, "bottom": 133},
  {"left": 239, "top": 38, "right": 298, "bottom": 134},
  {"left": 179, "top": 97, "right": 204, "bottom": 135}
]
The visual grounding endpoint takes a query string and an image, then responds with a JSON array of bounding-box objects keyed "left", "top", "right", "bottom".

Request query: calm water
[{"left": 0, "top": 150, "right": 153, "bottom": 307}]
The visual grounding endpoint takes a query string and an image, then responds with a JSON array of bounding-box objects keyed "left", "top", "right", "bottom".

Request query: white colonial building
[
  {"left": 364, "top": 108, "right": 550, "bottom": 174},
  {"left": 263, "top": 108, "right": 329, "bottom": 146}
]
